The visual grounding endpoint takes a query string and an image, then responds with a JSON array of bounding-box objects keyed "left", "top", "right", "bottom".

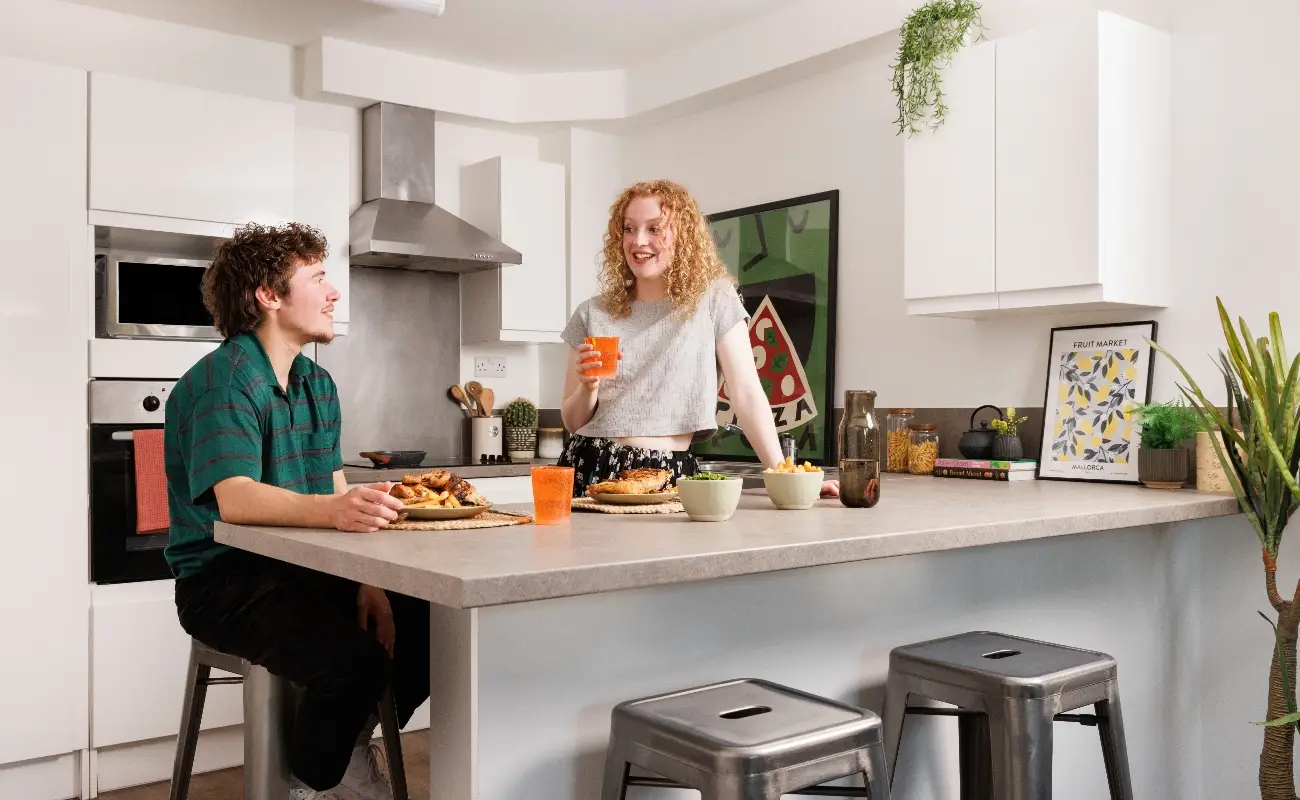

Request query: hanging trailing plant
[{"left": 892, "top": 0, "right": 986, "bottom": 136}]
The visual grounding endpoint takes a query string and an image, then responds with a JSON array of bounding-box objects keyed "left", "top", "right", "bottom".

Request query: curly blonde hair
[{"left": 598, "top": 179, "right": 732, "bottom": 319}]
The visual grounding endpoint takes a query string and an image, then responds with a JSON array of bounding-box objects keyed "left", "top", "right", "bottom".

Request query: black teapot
[{"left": 957, "top": 405, "right": 1004, "bottom": 459}]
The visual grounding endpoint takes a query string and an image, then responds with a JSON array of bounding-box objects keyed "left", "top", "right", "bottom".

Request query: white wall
[{"left": 620, "top": 0, "right": 1298, "bottom": 410}]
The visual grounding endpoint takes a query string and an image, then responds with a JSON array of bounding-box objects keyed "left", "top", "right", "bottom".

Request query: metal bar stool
[
  {"left": 601, "top": 678, "right": 891, "bottom": 800},
  {"left": 881, "top": 631, "right": 1133, "bottom": 800},
  {"left": 168, "top": 638, "right": 409, "bottom": 800}
]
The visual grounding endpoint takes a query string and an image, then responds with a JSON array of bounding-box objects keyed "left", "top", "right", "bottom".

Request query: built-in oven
[
  {"left": 95, "top": 250, "right": 219, "bottom": 341},
  {"left": 90, "top": 379, "right": 176, "bottom": 584}
]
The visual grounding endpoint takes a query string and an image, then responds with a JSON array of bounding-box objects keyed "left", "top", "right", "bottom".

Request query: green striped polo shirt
[{"left": 163, "top": 332, "right": 343, "bottom": 579}]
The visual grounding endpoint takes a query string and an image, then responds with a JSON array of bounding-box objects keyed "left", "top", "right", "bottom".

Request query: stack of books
[{"left": 932, "top": 458, "right": 1037, "bottom": 482}]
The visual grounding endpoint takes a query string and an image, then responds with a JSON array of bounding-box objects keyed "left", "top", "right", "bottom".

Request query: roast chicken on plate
[{"left": 586, "top": 468, "right": 674, "bottom": 497}]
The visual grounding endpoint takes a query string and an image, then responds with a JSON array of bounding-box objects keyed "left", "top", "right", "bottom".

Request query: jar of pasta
[
  {"left": 885, "top": 409, "right": 915, "bottom": 473},
  {"left": 908, "top": 424, "right": 940, "bottom": 475}
]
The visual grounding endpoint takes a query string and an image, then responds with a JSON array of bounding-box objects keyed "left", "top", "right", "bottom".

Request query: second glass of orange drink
[{"left": 531, "top": 466, "right": 575, "bottom": 525}]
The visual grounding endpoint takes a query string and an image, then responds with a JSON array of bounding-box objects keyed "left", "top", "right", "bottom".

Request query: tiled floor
[{"left": 98, "top": 732, "right": 429, "bottom": 800}]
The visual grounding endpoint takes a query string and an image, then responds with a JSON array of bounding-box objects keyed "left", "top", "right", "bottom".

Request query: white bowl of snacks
[
  {"left": 762, "top": 458, "right": 824, "bottom": 510},
  {"left": 676, "top": 472, "right": 745, "bottom": 522}
]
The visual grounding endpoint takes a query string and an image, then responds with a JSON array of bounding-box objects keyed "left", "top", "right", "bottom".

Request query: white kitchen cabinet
[
  {"left": 460, "top": 157, "right": 568, "bottom": 344},
  {"left": 90, "top": 73, "right": 295, "bottom": 226},
  {"left": 473, "top": 476, "right": 534, "bottom": 505},
  {"left": 92, "top": 582, "right": 244, "bottom": 748},
  {"left": 296, "top": 126, "right": 352, "bottom": 335},
  {"left": 903, "top": 40, "right": 997, "bottom": 314},
  {"left": 0, "top": 55, "right": 91, "bottom": 767},
  {"left": 906, "top": 12, "right": 1170, "bottom": 318}
]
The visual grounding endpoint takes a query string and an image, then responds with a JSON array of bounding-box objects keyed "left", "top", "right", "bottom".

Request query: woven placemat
[
  {"left": 388, "top": 511, "right": 532, "bottom": 531},
  {"left": 572, "top": 497, "right": 684, "bottom": 514}
]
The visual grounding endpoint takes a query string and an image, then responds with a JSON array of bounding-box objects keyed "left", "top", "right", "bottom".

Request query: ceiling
[{"left": 63, "top": 0, "right": 791, "bottom": 73}]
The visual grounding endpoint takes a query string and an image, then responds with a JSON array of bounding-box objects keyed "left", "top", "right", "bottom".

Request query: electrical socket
[{"left": 473, "top": 356, "right": 508, "bottom": 379}]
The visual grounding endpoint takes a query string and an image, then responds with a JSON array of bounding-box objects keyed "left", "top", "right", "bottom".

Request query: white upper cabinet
[
  {"left": 903, "top": 40, "right": 996, "bottom": 314},
  {"left": 295, "top": 126, "right": 351, "bottom": 334},
  {"left": 905, "top": 12, "right": 1170, "bottom": 317},
  {"left": 90, "top": 73, "right": 295, "bottom": 226},
  {"left": 459, "top": 156, "right": 568, "bottom": 344}
]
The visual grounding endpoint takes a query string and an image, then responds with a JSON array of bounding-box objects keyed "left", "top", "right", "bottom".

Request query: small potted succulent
[
  {"left": 988, "top": 407, "right": 1028, "bottom": 460},
  {"left": 1133, "top": 400, "right": 1199, "bottom": 488},
  {"left": 503, "top": 397, "right": 539, "bottom": 460}
]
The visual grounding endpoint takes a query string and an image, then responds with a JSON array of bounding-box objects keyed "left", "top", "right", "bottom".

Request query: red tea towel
[{"left": 133, "top": 428, "right": 170, "bottom": 534}]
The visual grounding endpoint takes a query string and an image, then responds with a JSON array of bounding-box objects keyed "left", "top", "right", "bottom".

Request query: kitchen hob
[{"left": 340, "top": 455, "right": 552, "bottom": 484}]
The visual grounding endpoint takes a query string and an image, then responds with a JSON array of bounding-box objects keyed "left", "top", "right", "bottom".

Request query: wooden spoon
[
  {"left": 448, "top": 385, "right": 474, "bottom": 417},
  {"left": 465, "top": 381, "right": 486, "bottom": 416},
  {"left": 479, "top": 387, "right": 495, "bottom": 418}
]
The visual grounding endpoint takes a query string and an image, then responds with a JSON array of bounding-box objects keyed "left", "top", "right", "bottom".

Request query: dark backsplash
[{"left": 538, "top": 406, "right": 1047, "bottom": 462}]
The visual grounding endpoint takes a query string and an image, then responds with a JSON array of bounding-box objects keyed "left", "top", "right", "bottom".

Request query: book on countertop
[
  {"left": 933, "top": 464, "right": 1036, "bottom": 482},
  {"left": 933, "top": 458, "right": 1037, "bottom": 471}
]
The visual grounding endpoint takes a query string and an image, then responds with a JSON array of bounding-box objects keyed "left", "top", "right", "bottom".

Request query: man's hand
[
  {"left": 820, "top": 480, "right": 840, "bottom": 498},
  {"left": 332, "top": 482, "right": 405, "bottom": 532},
  {"left": 357, "top": 585, "right": 395, "bottom": 657}
]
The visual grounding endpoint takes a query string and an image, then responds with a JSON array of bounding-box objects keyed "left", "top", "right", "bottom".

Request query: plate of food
[
  {"left": 389, "top": 470, "right": 493, "bottom": 520},
  {"left": 586, "top": 469, "right": 680, "bottom": 505}
]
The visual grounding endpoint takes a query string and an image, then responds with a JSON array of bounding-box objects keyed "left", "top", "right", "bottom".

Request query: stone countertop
[
  {"left": 341, "top": 459, "right": 557, "bottom": 484},
  {"left": 215, "top": 475, "right": 1240, "bottom": 610}
]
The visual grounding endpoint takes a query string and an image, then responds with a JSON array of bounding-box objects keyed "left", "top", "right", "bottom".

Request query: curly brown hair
[
  {"left": 201, "top": 222, "right": 329, "bottom": 337},
  {"left": 598, "top": 179, "right": 731, "bottom": 319}
]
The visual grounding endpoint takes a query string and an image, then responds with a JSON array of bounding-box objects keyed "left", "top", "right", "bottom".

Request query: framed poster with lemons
[{"left": 1035, "top": 321, "right": 1157, "bottom": 484}]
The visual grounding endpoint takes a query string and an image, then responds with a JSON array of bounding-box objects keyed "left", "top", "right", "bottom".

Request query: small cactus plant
[
  {"left": 504, "top": 397, "right": 538, "bottom": 429},
  {"left": 504, "top": 397, "right": 539, "bottom": 458}
]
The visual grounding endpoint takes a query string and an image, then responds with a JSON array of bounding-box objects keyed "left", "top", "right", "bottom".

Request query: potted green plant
[
  {"left": 503, "top": 397, "right": 538, "bottom": 460},
  {"left": 1150, "top": 299, "right": 1300, "bottom": 798},
  {"left": 988, "top": 406, "right": 1028, "bottom": 460},
  {"left": 1132, "top": 400, "right": 1199, "bottom": 488},
  {"left": 892, "top": 0, "right": 986, "bottom": 136}
]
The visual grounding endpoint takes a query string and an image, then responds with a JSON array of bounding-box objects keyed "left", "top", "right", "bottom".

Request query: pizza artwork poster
[{"left": 699, "top": 191, "right": 839, "bottom": 465}]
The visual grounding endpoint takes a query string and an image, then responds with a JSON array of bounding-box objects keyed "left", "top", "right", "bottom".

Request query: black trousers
[{"left": 175, "top": 549, "right": 430, "bottom": 790}]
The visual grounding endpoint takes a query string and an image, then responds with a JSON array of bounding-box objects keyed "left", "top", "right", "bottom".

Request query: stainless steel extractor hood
[{"left": 349, "top": 102, "right": 521, "bottom": 273}]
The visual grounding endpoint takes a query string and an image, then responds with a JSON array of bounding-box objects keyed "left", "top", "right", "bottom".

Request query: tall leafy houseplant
[
  {"left": 1150, "top": 299, "right": 1300, "bottom": 800},
  {"left": 892, "top": 0, "right": 985, "bottom": 136}
]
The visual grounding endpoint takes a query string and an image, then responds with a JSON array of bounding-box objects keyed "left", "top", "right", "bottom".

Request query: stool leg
[
  {"left": 957, "top": 711, "right": 992, "bottom": 800},
  {"left": 599, "top": 744, "right": 631, "bottom": 800},
  {"left": 1096, "top": 684, "right": 1134, "bottom": 800},
  {"left": 881, "top": 679, "right": 909, "bottom": 786},
  {"left": 987, "top": 698, "right": 1055, "bottom": 800},
  {"left": 168, "top": 650, "right": 210, "bottom": 800},
  {"left": 377, "top": 686, "right": 409, "bottom": 800},
  {"left": 863, "top": 741, "right": 892, "bottom": 800},
  {"left": 243, "top": 668, "right": 291, "bottom": 800}
]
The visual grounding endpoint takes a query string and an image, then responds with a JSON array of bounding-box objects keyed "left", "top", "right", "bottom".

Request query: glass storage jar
[
  {"left": 908, "top": 424, "right": 940, "bottom": 475},
  {"left": 885, "top": 409, "right": 915, "bottom": 473}
]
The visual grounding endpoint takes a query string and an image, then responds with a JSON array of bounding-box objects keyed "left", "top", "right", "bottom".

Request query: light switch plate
[{"left": 474, "top": 356, "right": 508, "bottom": 378}]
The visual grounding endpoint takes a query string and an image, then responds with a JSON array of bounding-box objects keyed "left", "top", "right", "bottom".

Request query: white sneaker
[
  {"left": 332, "top": 741, "right": 393, "bottom": 800},
  {"left": 289, "top": 777, "right": 341, "bottom": 799}
]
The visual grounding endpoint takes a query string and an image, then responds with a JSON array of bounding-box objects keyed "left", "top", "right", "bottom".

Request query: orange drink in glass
[
  {"left": 531, "top": 466, "right": 575, "bottom": 525},
  {"left": 584, "top": 336, "right": 619, "bottom": 380}
]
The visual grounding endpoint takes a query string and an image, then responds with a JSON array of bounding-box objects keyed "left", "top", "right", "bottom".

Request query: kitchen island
[{"left": 217, "top": 475, "right": 1255, "bottom": 799}]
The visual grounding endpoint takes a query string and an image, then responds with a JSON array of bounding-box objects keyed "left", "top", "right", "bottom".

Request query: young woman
[{"left": 559, "top": 179, "right": 839, "bottom": 498}]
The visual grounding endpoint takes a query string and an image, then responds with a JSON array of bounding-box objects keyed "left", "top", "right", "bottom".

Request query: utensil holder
[{"left": 472, "top": 416, "right": 503, "bottom": 462}]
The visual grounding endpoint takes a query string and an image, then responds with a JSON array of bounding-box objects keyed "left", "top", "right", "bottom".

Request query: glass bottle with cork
[{"left": 837, "top": 389, "right": 881, "bottom": 508}]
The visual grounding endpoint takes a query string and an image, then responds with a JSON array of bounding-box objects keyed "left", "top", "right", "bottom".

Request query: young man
[{"left": 164, "top": 222, "right": 428, "bottom": 800}]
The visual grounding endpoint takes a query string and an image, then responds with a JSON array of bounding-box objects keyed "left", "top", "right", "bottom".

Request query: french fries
[
  {"left": 406, "top": 490, "right": 462, "bottom": 509},
  {"left": 765, "top": 456, "right": 823, "bottom": 474}
]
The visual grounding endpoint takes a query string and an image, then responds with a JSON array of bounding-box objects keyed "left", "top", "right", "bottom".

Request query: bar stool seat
[
  {"left": 601, "top": 678, "right": 890, "bottom": 799},
  {"left": 168, "top": 638, "right": 408, "bottom": 800},
  {"left": 882, "top": 631, "right": 1132, "bottom": 800}
]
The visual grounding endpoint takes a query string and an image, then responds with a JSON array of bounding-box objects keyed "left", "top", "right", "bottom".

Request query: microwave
[{"left": 96, "top": 251, "right": 220, "bottom": 341}]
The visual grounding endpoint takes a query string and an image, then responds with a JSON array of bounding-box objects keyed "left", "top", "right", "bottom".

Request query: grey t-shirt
[{"left": 560, "top": 278, "right": 749, "bottom": 440}]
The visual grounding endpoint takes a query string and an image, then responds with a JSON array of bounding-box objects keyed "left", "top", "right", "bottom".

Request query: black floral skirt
[{"left": 558, "top": 435, "right": 699, "bottom": 497}]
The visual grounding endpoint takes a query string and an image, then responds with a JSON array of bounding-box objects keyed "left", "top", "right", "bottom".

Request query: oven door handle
[{"left": 111, "top": 431, "right": 135, "bottom": 441}]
